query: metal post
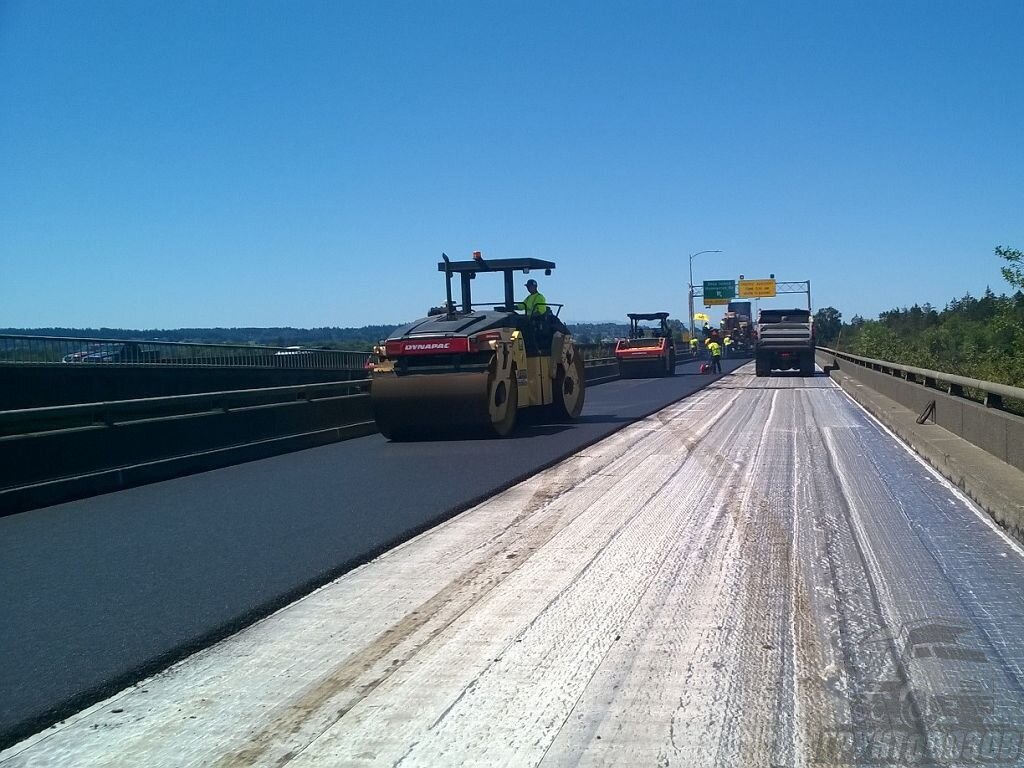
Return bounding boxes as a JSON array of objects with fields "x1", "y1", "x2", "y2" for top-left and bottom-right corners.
[
  {"x1": 503, "y1": 270, "x2": 515, "y2": 311},
  {"x1": 687, "y1": 250, "x2": 721, "y2": 340},
  {"x1": 442, "y1": 253, "x2": 454, "y2": 315},
  {"x1": 688, "y1": 256, "x2": 695, "y2": 340},
  {"x1": 460, "y1": 273, "x2": 473, "y2": 313}
]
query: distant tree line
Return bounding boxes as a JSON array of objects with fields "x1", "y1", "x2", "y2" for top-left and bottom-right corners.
[
  {"x1": 566, "y1": 323, "x2": 631, "y2": 344},
  {"x1": 812, "y1": 247, "x2": 1024, "y2": 388}
]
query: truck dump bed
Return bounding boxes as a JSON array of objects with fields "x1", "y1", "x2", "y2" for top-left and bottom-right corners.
[{"x1": 755, "y1": 309, "x2": 815, "y2": 376}]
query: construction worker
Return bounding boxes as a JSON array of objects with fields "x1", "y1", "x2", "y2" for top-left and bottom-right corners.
[
  {"x1": 723, "y1": 335, "x2": 733, "y2": 358},
  {"x1": 708, "y1": 339, "x2": 722, "y2": 373},
  {"x1": 516, "y1": 279, "x2": 547, "y2": 316},
  {"x1": 689, "y1": 337, "x2": 699, "y2": 357}
]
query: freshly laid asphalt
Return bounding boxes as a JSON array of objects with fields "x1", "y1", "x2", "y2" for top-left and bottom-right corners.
[{"x1": 0, "y1": 356, "x2": 747, "y2": 748}]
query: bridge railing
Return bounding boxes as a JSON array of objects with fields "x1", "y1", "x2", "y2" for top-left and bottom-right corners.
[
  {"x1": 3, "y1": 334, "x2": 617, "y2": 370},
  {"x1": 0, "y1": 334, "x2": 371, "y2": 371},
  {"x1": 818, "y1": 346, "x2": 1024, "y2": 412}
]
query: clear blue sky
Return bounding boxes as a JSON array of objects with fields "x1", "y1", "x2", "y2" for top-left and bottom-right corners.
[{"x1": 2, "y1": 0, "x2": 1021, "y2": 329}]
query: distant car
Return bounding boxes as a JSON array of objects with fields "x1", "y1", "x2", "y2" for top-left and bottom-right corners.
[
  {"x1": 272, "y1": 346, "x2": 319, "y2": 367},
  {"x1": 61, "y1": 348, "x2": 97, "y2": 363},
  {"x1": 61, "y1": 342, "x2": 159, "y2": 363},
  {"x1": 62, "y1": 344, "x2": 114, "y2": 363}
]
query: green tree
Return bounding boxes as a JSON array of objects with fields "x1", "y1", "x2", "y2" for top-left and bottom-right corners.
[
  {"x1": 997, "y1": 245, "x2": 1024, "y2": 289},
  {"x1": 836, "y1": 248, "x2": 1024, "y2": 389},
  {"x1": 813, "y1": 306, "x2": 842, "y2": 344}
]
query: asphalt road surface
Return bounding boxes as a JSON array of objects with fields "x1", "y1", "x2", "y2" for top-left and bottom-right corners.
[
  {"x1": 5, "y1": 368, "x2": 1023, "y2": 766},
  {"x1": 0, "y1": 356, "x2": 745, "y2": 748}
]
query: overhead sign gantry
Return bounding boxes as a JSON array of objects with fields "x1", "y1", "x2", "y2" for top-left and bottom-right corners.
[{"x1": 689, "y1": 276, "x2": 812, "y2": 336}]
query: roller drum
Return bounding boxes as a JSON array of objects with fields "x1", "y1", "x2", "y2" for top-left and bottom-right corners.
[{"x1": 372, "y1": 370, "x2": 517, "y2": 439}]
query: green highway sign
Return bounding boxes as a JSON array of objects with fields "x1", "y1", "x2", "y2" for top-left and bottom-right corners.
[{"x1": 703, "y1": 279, "x2": 736, "y2": 300}]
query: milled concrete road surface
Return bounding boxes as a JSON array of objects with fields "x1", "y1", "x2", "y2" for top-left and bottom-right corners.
[
  {"x1": 0, "y1": 357, "x2": 744, "y2": 749},
  {"x1": 6, "y1": 368, "x2": 1024, "y2": 766}
]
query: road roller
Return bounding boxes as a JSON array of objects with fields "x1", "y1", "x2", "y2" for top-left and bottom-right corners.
[
  {"x1": 371, "y1": 254, "x2": 586, "y2": 439},
  {"x1": 614, "y1": 312, "x2": 677, "y2": 378}
]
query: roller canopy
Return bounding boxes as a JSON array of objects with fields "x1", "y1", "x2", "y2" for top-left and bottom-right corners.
[{"x1": 437, "y1": 258, "x2": 556, "y2": 273}]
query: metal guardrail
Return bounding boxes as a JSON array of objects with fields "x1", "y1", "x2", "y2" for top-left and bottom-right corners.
[
  {"x1": 0, "y1": 334, "x2": 372, "y2": 371},
  {"x1": 819, "y1": 347, "x2": 1024, "y2": 410}
]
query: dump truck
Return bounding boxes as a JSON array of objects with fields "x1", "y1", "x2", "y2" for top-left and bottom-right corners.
[
  {"x1": 370, "y1": 254, "x2": 586, "y2": 439},
  {"x1": 615, "y1": 313, "x2": 677, "y2": 377},
  {"x1": 754, "y1": 308, "x2": 815, "y2": 376}
]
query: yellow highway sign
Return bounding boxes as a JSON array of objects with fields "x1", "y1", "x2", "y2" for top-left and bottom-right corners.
[
  {"x1": 739, "y1": 279, "x2": 777, "y2": 298},
  {"x1": 704, "y1": 298, "x2": 730, "y2": 306}
]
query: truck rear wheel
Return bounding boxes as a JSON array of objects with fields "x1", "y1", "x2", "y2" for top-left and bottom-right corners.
[
  {"x1": 799, "y1": 352, "x2": 815, "y2": 377},
  {"x1": 755, "y1": 355, "x2": 770, "y2": 377}
]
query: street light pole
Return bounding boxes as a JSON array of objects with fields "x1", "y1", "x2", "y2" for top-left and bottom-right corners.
[{"x1": 687, "y1": 249, "x2": 722, "y2": 340}]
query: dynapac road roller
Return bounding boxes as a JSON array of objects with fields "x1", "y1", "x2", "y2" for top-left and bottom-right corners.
[
  {"x1": 614, "y1": 312, "x2": 677, "y2": 377},
  {"x1": 371, "y1": 254, "x2": 586, "y2": 439}
]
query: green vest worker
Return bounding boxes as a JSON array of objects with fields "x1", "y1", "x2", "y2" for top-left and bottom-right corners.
[
  {"x1": 689, "y1": 338, "x2": 698, "y2": 351},
  {"x1": 516, "y1": 278, "x2": 548, "y2": 316},
  {"x1": 708, "y1": 340, "x2": 722, "y2": 373}
]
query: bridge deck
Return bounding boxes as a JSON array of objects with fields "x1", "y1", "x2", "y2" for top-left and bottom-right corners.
[{"x1": 5, "y1": 368, "x2": 1024, "y2": 766}]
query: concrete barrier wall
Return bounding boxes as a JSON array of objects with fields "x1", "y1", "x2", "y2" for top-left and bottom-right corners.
[
  {"x1": 816, "y1": 350, "x2": 1024, "y2": 473},
  {"x1": 0, "y1": 394, "x2": 373, "y2": 491},
  {"x1": 585, "y1": 362, "x2": 618, "y2": 383},
  {"x1": 2, "y1": 360, "x2": 625, "y2": 515},
  {"x1": 0, "y1": 394, "x2": 375, "y2": 515},
  {"x1": 0, "y1": 366, "x2": 365, "y2": 410}
]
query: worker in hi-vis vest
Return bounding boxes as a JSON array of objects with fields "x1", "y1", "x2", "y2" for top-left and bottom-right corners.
[
  {"x1": 516, "y1": 278, "x2": 547, "y2": 316},
  {"x1": 708, "y1": 340, "x2": 722, "y2": 373}
]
